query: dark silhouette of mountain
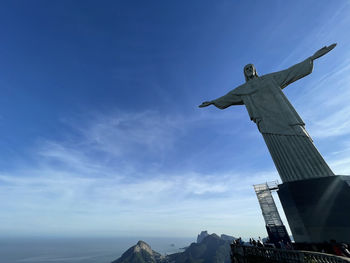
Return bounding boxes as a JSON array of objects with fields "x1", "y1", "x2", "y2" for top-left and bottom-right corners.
[
  {"x1": 197, "y1": 230, "x2": 209, "y2": 243},
  {"x1": 168, "y1": 234, "x2": 231, "y2": 263},
  {"x1": 111, "y1": 240, "x2": 164, "y2": 263},
  {"x1": 111, "y1": 233, "x2": 232, "y2": 263},
  {"x1": 220, "y1": 234, "x2": 236, "y2": 242}
]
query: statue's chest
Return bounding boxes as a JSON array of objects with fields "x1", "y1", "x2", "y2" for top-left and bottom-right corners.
[
  {"x1": 245, "y1": 78, "x2": 281, "y2": 105},
  {"x1": 245, "y1": 78, "x2": 274, "y2": 94}
]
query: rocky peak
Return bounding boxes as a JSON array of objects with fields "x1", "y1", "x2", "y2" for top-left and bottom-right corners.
[
  {"x1": 133, "y1": 241, "x2": 153, "y2": 255},
  {"x1": 111, "y1": 240, "x2": 162, "y2": 263},
  {"x1": 197, "y1": 230, "x2": 209, "y2": 243}
]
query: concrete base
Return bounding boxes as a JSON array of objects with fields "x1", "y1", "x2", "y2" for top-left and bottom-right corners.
[{"x1": 277, "y1": 176, "x2": 350, "y2": 243}]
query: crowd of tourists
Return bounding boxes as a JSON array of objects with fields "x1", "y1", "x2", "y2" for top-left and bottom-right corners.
[{"x1": 232, "y1": 237, "x2": 350, "y2": 258}]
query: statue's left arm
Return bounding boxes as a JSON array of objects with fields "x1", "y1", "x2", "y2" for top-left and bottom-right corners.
[{"x1": 270, "y1": 43, "x2": 336, "y2": 89}]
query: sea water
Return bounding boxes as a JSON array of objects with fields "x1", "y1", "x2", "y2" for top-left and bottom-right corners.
[{"x1": 0, "y1": 237, "x2": 194, "y2": 263}]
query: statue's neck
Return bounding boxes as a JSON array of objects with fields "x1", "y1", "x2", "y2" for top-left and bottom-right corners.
[{"x1": 247, "y1": 75, "x2": 258, "y2": 81}]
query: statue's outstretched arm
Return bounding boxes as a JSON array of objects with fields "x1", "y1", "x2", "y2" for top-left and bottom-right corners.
[
  {"x1": 271, "y1": 43, "x2": 336, "y2": 89},
  {"x1": 199, "y1": 101, "x2": 214, "y2": 107},
  {"x1": 310, "y1": 43, "x2": 336, "y2": 61},
  {"x1": 199, "y1": 90, "x2": 243, "y2": 109}
]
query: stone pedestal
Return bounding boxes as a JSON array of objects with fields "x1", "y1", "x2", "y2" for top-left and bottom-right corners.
[{"x1": 277, "y1": 175, "x2": 350, "y2": 243}]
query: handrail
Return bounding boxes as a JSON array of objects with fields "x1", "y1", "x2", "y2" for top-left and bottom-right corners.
[{"x1": 231, "y1": 244, "x2": 350, "y2": 263}]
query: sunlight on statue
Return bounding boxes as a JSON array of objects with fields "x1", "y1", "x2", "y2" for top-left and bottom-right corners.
[{"x1": 199, "y1": 44, "x2": 337, "y2": 183}]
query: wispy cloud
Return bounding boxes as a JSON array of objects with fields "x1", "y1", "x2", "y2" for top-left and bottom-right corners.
[
  {"x1": 55, "y1": 110, "x2": 185, "y2": 163},
  {"x1": 0, "y1": 168, "x2": 272, "y2": 237},
  {"x1": 0, "y1": 110, "x2": 274, "y2": 238},
  {"x1": 298, "y1": 58, "x2": 350, "y2": 139}
]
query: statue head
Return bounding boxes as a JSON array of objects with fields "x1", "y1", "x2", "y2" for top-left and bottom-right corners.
[{"x1": 244, "y1": 64, "x2": 258, "y2": 81}]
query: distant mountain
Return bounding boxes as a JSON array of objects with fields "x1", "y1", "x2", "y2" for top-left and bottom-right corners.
[
  {"x1": 168, "y1": 234, "x2": 231, "y2": 263},
  {"x1": 220, "y1": 234, "x2": 236, "y2": 242},
  {"x1": 111, "y1": 232, "x2": 232, "y2": 263},
  {"x1": 111, "y1": 240, "x2": 164, "y2": 263},
  {"x1": 197, "y1": 230, "x2": 209, "y2": 243}
]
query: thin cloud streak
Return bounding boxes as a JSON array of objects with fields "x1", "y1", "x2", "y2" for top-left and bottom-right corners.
[
  {"x1": 0, "y1": 169, "x2": 271, "y2": 237},
  {"x1": 292, "y1": 57, "x2": 350, "y2": 139},
  {"x1": 0, "y1": 110, "x2": 276, "y2": 237}
]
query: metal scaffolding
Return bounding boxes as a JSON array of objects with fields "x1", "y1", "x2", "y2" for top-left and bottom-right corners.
[
  {"x1": 253, "y1": 181, "x2": 282, "y2": 226},
  {"x1": 253, "y1": 181, "x2": 291, "y2": 243}
]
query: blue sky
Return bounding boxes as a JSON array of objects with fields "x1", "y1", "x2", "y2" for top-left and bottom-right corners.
[{"x1": 1, "y1": 0, "x2": 350, "y2": 238}]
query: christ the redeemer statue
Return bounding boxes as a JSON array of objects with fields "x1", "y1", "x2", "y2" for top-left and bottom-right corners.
[{"x1": 199, "y1": 44, "x2": 336, "y2": 183}]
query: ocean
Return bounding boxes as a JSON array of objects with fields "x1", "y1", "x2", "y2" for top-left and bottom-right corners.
[{"x1": 0, "y1": 237, "x2": 194, "y2": 263}]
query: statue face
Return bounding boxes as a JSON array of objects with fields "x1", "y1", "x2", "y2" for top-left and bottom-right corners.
[{"x1": 244, "y1": 64, "x2": 256, "y2": 79}]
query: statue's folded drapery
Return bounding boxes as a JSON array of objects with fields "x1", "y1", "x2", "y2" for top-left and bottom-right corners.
[{"x1": 263, "y1": 134, "x2": 333, "y2": 182}]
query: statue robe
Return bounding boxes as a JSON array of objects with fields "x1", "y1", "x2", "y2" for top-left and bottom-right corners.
[{"x1": 211, "y1": 58, "x2": 334, "y2": 182}]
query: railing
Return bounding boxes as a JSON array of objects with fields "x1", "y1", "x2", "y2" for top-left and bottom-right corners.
[{"x1": 231, "y1": 244, "x2": 350, "y2": 263}]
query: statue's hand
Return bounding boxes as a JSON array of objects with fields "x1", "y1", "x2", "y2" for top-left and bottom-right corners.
[
  {"x1": 311, "y1": 43, "x2": 336, "y2": 60},
  {"x1": 199, "y1": 101, "x2": 213, "y2": 108}
]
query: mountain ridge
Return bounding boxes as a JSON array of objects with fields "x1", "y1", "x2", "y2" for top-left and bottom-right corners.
[{"x1": 111, "y1": 232, "x2": 235, "y2": 263}]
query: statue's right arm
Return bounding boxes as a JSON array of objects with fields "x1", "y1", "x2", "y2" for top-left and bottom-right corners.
[{"x1": 199, "y1": 90, "x2": 243, "y2": 109}]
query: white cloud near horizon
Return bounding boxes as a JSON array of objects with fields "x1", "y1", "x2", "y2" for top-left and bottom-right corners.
[
  {"x1": 0, "y1": 167, "x2": 274, "y2": 237},
  {"x1": 0, "y1": 109, "x2": 278, "y2": 238}
]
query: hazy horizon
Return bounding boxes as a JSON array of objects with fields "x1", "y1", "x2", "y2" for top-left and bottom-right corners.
[{"x1": 0, "y1": 236, "x2": 194, "y2": 263}]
